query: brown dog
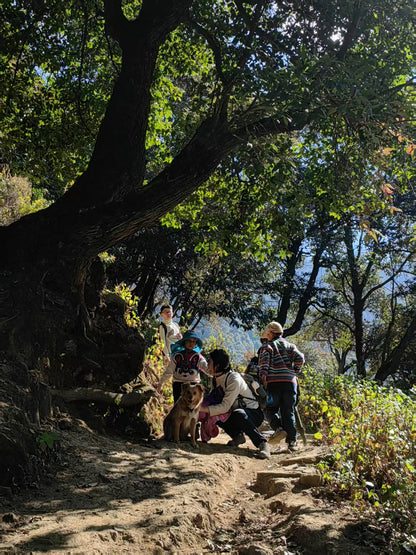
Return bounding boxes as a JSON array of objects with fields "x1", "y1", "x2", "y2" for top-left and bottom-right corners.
[{"x1": 163, "y1": 383, "x2": 204, "y2": 447}]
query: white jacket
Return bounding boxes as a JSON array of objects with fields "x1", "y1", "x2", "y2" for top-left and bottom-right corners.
[
  {"x1": 158, "y1": 320, "x2": 181, "y2": 358},
  {"x1": 208, "y1": 371, "x2": 259, "y2": 417}
]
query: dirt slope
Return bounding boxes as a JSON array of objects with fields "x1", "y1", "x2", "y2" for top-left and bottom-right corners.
[{"x1": 0, "y1": 421, "x2": 383, "y2": 554}]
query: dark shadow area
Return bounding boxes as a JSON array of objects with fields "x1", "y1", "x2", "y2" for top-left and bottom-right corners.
[
  {"x1": 270, "y1": 506, "x2": 392, "y2": 554},
  {"x1": 12, "y1": 531, "x2": 73, "y2": 553},
  {"x1": 0, "y1": 425, "x2": 256, "y2": 552}
]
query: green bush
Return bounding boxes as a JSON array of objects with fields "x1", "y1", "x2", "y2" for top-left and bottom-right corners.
[{"x1": 300, "y1": 367, "x2": 416, "y2": 546}]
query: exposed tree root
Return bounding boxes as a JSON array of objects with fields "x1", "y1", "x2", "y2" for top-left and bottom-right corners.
[{"x1": 51, "y1": 386, "x2": 155, "y2": 407}]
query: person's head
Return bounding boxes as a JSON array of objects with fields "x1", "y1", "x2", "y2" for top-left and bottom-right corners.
[
  {"x1": 160, "y1": 304, "x2": 173, "y2": 321},
  {"x1": 185, "y1": 337, "x2": 198, "y2": 350},
  {"x1": 178, "y1": 330, "x2": 203, "y2": 352},
  {"x1": 209, "y1": 348, "x2": 231, "y2": 376},
  {"x1": 260, "y1": 321, "x2": 283, "y2": 342}
]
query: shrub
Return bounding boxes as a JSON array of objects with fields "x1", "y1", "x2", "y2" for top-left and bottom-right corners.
[
  {"x1": 300, "y1": 367, "x2": 416, "y2": 547},
  {"x1": 0, "y1": 172, "x2": 49, "y2": 224}
]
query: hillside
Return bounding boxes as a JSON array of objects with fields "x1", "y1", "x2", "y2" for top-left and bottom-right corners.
[{"x1": 198, "y1": 318, "x2": 258, "y2": 363}]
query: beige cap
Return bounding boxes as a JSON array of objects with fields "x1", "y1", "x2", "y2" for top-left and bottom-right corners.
[{"x1": 261, "y1": 321, "x2": 283, "y2": 337}]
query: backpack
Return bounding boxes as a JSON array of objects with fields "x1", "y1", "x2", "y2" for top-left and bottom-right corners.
[
  {"x1": 158, "y1": 321, "x2": 168, "y2": 339},
  {"x1": 245, "y1": 356, "x2": 259, "y2": 379},
  {"x1": 241, "y1": 373, "x2": 268, "y2": 410}
]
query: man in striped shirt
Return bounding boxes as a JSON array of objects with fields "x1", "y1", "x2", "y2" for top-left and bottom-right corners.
[{"x1": 258, "y1": 322, "x2": 305, "y2": 450}]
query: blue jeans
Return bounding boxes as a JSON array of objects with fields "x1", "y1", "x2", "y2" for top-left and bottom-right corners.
[
  {"x1": 265, "y1": 382, "x2": 297, "y2": 442},
  {"x1": 218, "y1": 407, "x2": 266, "y2": 448}
]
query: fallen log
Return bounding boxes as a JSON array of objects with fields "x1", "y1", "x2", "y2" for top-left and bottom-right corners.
[{"x1": 51, "y1": 387, "x2": 155, "y2": 407}]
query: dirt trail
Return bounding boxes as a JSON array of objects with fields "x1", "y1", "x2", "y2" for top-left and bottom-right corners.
[{"x1": 0, "y1": 421, "x2": 379, "y2": 554}]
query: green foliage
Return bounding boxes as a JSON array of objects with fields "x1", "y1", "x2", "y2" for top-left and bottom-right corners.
[
  {"x1": 112, "y1": 283, "x2": 141, "y2": 329},
  {"x1": 36, "y1": 431, "x2": 60, "y2": 452},
  {"x1": 0, "y1": 171, "x2": 49, "y2": 224},
  {"x1": 98, "y1": 251, "x2": 116, "y2": 267},
  {"x1": 0, "y1": 0, "x2": 115, "y2": 197},
  {"x1": 146, "y1": 333, "x2": 167, "y2": 375},
  {"x1": 3, "y1": 0, "x2": 415, "y2": 201},
  {"x1": 301, "y1": 368, "x2": 416, "y2": 544},
  {"x1": 201, "y1": 333, "x2": 226, "y2": 355}
]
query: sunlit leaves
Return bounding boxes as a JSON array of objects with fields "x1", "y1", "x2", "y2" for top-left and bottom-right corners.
[
  {"x1": 0, "y1": 0, "x2": 113, "y2": 197},
  {"x1": 301, "y1": 367, "x2": 416, "y2": 545}
]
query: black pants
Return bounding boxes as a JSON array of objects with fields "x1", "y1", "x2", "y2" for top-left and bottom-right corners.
[
  {"x1": 218, "y1": 407, "x2": 266, "y2": 448},
  {"x1": 265, "y1": 382, "x2": 297, "y2": 442}
]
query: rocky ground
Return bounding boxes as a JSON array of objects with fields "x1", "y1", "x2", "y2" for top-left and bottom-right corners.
[{"x1": 0, "y1": 420, "x2": 387, "y2": 554}]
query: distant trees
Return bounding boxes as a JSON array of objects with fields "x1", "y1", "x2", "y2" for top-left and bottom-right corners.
[{"x1": 301, "y1": 192, "x2": 416, "y2": 379}]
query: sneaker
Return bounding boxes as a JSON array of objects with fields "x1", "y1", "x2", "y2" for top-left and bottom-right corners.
[
  {"x1": 288, "y1": 440, "x2": 298, "y2": 451},
  {"x1": 227, "y1": 432, "x2": 246, "y2": 447},
  {"x1": 268, "y1": 428, "x2": 287, "y2": 445},
  {"x1": 258, "y1": 442, "x2": 271, "y2": 459}
]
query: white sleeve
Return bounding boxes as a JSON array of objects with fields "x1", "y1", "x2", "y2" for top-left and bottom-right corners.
[
  {"x1": 159, "y1": 359, "x2": 175, "y2": 385},
  {"x1": 208, "y1": 374, "x2": 240, "y2": 417},
  {"x1": 198, "y1": 355, "x2": 210, "y2": 376}
]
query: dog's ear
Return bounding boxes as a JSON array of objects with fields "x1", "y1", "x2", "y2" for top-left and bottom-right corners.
[
  {"x1": 181, "y1": 383, "x2": 188, "y2": 392},
  {"x1": 197, "y1": 384, "x2": 205, "y2": 392}
]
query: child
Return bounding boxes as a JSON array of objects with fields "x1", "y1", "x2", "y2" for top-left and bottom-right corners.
[
  {"x1": 158, "y1": 330, "x2": 210, "y2": 403},
  {"x1": 158, "y1": 304, "x2": 182, "y2": 364}
]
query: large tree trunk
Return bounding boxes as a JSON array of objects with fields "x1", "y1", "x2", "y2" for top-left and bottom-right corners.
[
  {"x1": 0, "y1": 0, "x2": 194, "y2": 366},
  {"x1": 0, "y1": 0, "x2": 305, "y2": 489}
]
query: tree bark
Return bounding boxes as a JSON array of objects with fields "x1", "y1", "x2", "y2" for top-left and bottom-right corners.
[
  {"x1": 344, "y1": 225, "x2": 366, "y2": 377},
  {"x1": 284, "y1": 238, "x2": 327, "y2": 337},
  {"x1": 374, "y1": 314, "x2": 416, "y2": 383},
  {"x1": 278, "y1": 238, "x2": 303, "y2": 327}
]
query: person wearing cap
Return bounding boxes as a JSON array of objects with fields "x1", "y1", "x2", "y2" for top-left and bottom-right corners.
[
  {"x1": 258, "y1": 321, "x2": 305, "y2": 451},
  {"x1": 157, "y1": 330, "x2": 210, "y2": 403},
  {"x1": 199, "y1": 348, "x2": 271, "y2": 460}
]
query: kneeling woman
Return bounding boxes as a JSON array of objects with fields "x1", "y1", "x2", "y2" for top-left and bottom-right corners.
[{"x1": 199, "y1": 349, "x2": 270, "y2": 459}]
